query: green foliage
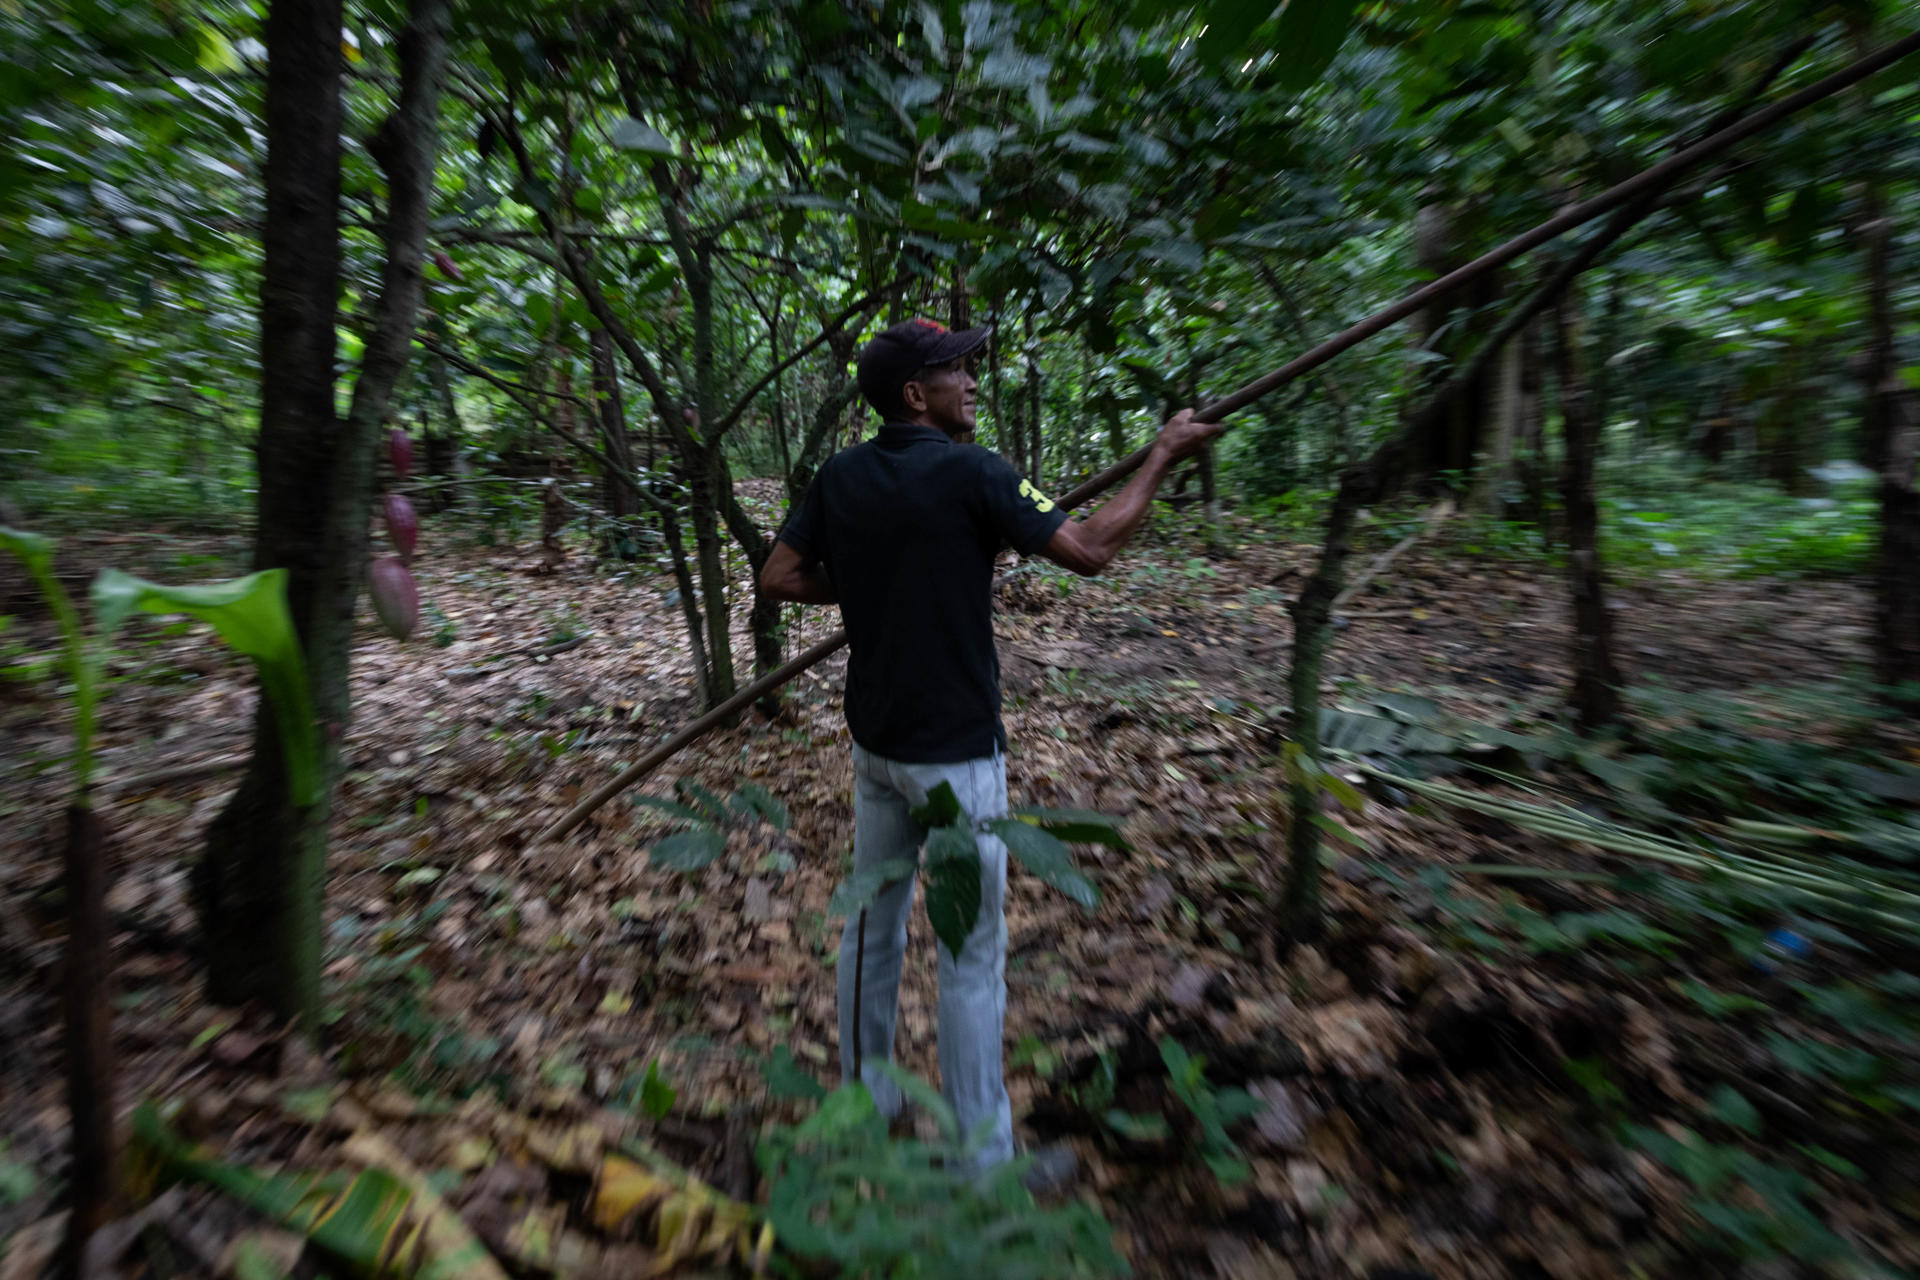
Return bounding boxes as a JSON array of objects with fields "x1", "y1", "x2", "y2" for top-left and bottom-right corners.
[
  {"x1": 0, "y1": 1143, "x2": 37, "y2": 1206},
  {"x1": 756, "y1": 1074, "x2": 1126, "y2": 1278},
  {"x1": 830, "y1": 782, "x2": 1121, "y2": 959},
  {"x1": 638, "y1": 1060, "x2": 677, "y2": 1120},
  {"x1": 2, "y1": 530, "x2": 318, "y2": 803},
  {"x1": 1158, "y1": 1039, "x2": 1264, "y2": 1185},
  {"x1": 764, "y1": 1046, "x2": 827, "y2": 1103},
  {"x1": 1603, "y1": 475, "x2": 1877, "y2": 581},
  {"x1": 633, "y1": 776, "x2": 789, "y2": 873},
  {"x1": 93, "y1": 567, "x2": 323, "y2": 804},
  {"x1": 1627, "y1": 1123, "x2": 1851, "y2": 1267}
]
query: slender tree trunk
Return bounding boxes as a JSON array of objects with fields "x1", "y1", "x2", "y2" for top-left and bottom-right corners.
[
  {"x1": 197, "y1": 0, "x2": 344, "y2": 1023},
  {"x1": 988, "y1": 302, "x2": 1005, "y2": 459},
  {"x1": 424, "y1": 350, "x2": 463, "y2": 510},
  {"x1": 199, "y1": 0, "x2": 449, "y2": 1025},
  {"x1": 686, "y1": 454, "x2": 736, "y2": 705},
  {"x1": 1515, "y1": 319, "x2": 1548, "y2": 526},
  {"x1": 1473, "y1": 325, "x2": 1524, "y2": 514},
  {"x1": 1864, "y1": 193, "x2": 1920, "y2": 698},
  {"x1": 59, "y1": 801, "x2": 113, "y2": 1280},
  {"x1": 1023, "y1": 309, "x2": 1043, "y2": 481},
  {"x1": 591, "y1": 328, "x2": 637, "y2": 523},
  {"x1": 1553, "y1": 290, "x2": 1623, "y2": 731}
]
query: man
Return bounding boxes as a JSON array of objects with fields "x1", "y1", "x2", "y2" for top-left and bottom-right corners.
[{"x1": 761, "y1": 317, "x2": 1222, "y2": 1175}]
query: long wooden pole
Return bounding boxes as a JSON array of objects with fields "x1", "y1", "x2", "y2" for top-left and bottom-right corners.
[{"x1": 533, "y1": 30, "x2": 1920, "y2": 846}]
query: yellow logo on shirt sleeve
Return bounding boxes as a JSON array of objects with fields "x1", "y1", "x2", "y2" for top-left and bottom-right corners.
[{"x1": 1018, "y1": 478, "x2": 1056, "y2": 513}]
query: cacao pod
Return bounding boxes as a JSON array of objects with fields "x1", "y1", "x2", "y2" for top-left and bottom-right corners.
[
  {"x1": 388, "y1": 427, "x2": 414, "y2": 479},
  {"x1": 430, "y1": 249, "x2": 463, "y2": 282},
  {"x1": 384, "y1": 492, "x2": 419, "y2": 561},
  {"x1": 369, "y1": 556, "x2": 419, "y2": 640}
]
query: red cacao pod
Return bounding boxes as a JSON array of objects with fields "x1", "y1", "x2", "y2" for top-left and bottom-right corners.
[
  {"x1": 369, "y1": 556, "x2": 419, "y2": 640},
  {"x1": 389, "y1": 427, "x2": 414, "y2": 479},
  {"x1": 384, "y1": 492, "x2": 419, "y2": 561},
  {"x1": 431, "y1": 249, "x2": 463, "y2": 282}
]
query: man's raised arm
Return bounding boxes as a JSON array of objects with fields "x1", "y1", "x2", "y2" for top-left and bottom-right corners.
[
  {"x1": 762, "y1": 540, "x2": 837, "y2": 604},
  {"x1": 1039, "y1": 410, "x2": 1224, "y2": 578}
]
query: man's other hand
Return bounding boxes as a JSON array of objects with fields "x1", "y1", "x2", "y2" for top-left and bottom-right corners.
[{"x1": 1151, "y1": 409, "x2": 1226, "y2": 463}]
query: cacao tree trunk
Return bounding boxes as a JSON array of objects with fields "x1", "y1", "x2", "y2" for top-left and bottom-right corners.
[
  {"x1": 1864, "y1": 197, "x2": 1920, "y2": 699},
  {"x1": 591, "y1": 328, "x2": 638, "y2": 523},
  {"x1": 1553, "y1": 290, "x2": 1623, "y2": 731},
  {"x1": 1024, "y1": 308, "x2": 1043, "y2": 481},
  {"x1": 199, "y1": 0, "x2": 449, "y2": 1026},
  {"x1": 59, "y1": 801, "x2": 113, "y2": 1280}
]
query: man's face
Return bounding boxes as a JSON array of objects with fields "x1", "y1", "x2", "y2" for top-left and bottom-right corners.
[{"x1": 903, "y1": 358, "x2": 978, "y2": 437}]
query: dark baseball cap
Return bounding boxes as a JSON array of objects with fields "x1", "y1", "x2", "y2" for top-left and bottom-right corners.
[{"x1": 856, "y1": 318, "x2": 992, "y2": 416}]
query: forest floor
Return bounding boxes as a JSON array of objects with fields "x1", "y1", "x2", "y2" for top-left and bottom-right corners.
[{"x1": 1, "y1": 488, "x2": 1914, "y2": 1280}]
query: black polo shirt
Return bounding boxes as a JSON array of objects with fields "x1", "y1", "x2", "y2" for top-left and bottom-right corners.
[{"x1": 778, "y1": 422, "x2": 1068, "y2": 763}]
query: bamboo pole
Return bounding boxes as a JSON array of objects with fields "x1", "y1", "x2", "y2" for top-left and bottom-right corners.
[{"x1": 532, "y1": 30, "x2": 1920, "y2": 847}]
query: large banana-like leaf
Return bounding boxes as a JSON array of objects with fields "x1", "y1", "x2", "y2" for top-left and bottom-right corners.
[
  {"x1": 92, "y1": 568, "x2": 323, "y2": 805},
  {"x1": 133, "y1": 1105, "x2": 508, "y2": 1280},
  {"x1": 592, "y1": 1152, "x2": 771, "y2": 1275}
]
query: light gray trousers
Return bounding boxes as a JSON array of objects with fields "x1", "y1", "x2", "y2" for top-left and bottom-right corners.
[{"x1": 837, "y1": 742, "x2": 1013, "y2": 1169}]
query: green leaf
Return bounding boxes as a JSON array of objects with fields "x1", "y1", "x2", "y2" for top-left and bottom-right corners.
[
  {"x1": 648, "y1": 827, "x2": 725, "y2": 872},
  {"x1": 924, "y1": 821, "x2": 977, "y2": 865},
  {"x1": 1009, "y1": 807, "x2": 1130, "y2": 849},
  {"x1": 0, "y1": 1144, "x2": 38, "y2": 1206},
  {"x1": 909, "y1": 781, "x2": 963, "y2": 829},
  {"x1": 91, "y1": 569, "x2": 321, "y2": 806},
  {"x1": 729, "y1": 782, "x2": 789, "y2": 831},
  {"x1": 1102, "y1": 1110, "x2": 1170, "y2": 1141},
  {"x1": 675, "y1": 779, "x2": 730, "y2": 823},
  {"x1": 871, "y1": 1061, "x2": 960, "y2": 1141},
  {"x1": 791, "y1": 1082, "x2": 884, "y2": 1147},
  {"x1": 639, "y1": 1060, "x2": 676, "y2": 1119},
  {"x1": 631, "y1": 794, "x2": 708, "y2": 825},
  {"x1": 610, "y1": 116, "x2": 676, "y2": 156},
  {"x1": 764, "y1": 1046, "x2": 827, "y2": 1102},
  {"x1": 133, "y1": 1104, "x2": 421, "y2": 1275},
  {"x1": 1319, "y1": 771, "x2": 1367, "y2": 812},
  {"x1": 1706, "y1": 1084, "x2": 1761, "y2": 1136},
  {"x1": 986, "y1": 819, "x2": 1099, "y2": 909},
  {"x1": 924, "y1": 850, "x2": 983, "y2": 958},
  {"x1": 1196, "y1": 0, "x2": 1275, "y2": 68},
  {"x1": 0, "y1": 526, "x2": 53, "y2": 577},
  {"x1": 829, "y1": 857, "x2": 916, "y2": 916}
]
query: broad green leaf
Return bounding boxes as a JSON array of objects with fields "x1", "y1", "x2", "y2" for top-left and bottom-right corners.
[
  {"x1": 610, "y1": 116, "x2": 675, "y2": 156},
  {"x1": 132, "y1": 1104, "x2": 452, "y2": 1278},
  {"x1": 1706, "y1": 1084, "x2": 1760, "y2": 1136},
  {"x1": 829, "y1": 857, "x2": 916, "y2": 916},
  {"x1": 791, "y1": 1082, "x2": 883, "y2": 1147},
  {"x1": 1010, "y1": 806, "x2": 1129, "y2": 849},
  {"x1": 1195, "y1": 0, "x2": 1274, "y2": 68},
  {"x1": 91, "y1": 568, "x2": 321, "y2": 805},
  {"x1": 871, "y1": 1060, "x2": 960, "y2": 1141},
  {"x1": 1271, "y1": 0, "x2": 1358, "y2": 90},
  {"x1": 675, "y1": 779, "x2": 730, "y2": 823},
  {"x1": 909, "y1": 780, "x2": 963, "y2": 829},
  {"x1": 924, "y1": 851, "x2": 983, "y2": 958},
  {"x1": 639, "y1": 1060, "x2": 676, "y2": 1119},
  {"x1": 631, "y1": 794, "x2": 707, "y2": 825},
  {"x1": 764, "y1": 1046, "x2": 826, "y2": 1102},
  {"x1": 0, "y1": 525, "x2": 53, "y2": 577},
  {"x1": 729, "y1": 782, "x2": 789, "y2": 831},
  {"x1": 923, "y1": 822, "x2": 977, "y2": 865},
  {"x1": 649, "y1": 827, "x2": 726, "y2": 872},
  {"x1": 986, "y1": 819, "x2": 1099, "y2": 909},
  {"x1": 1103, "y1": 1109, "x2": 1170, "y2": 1141}
]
